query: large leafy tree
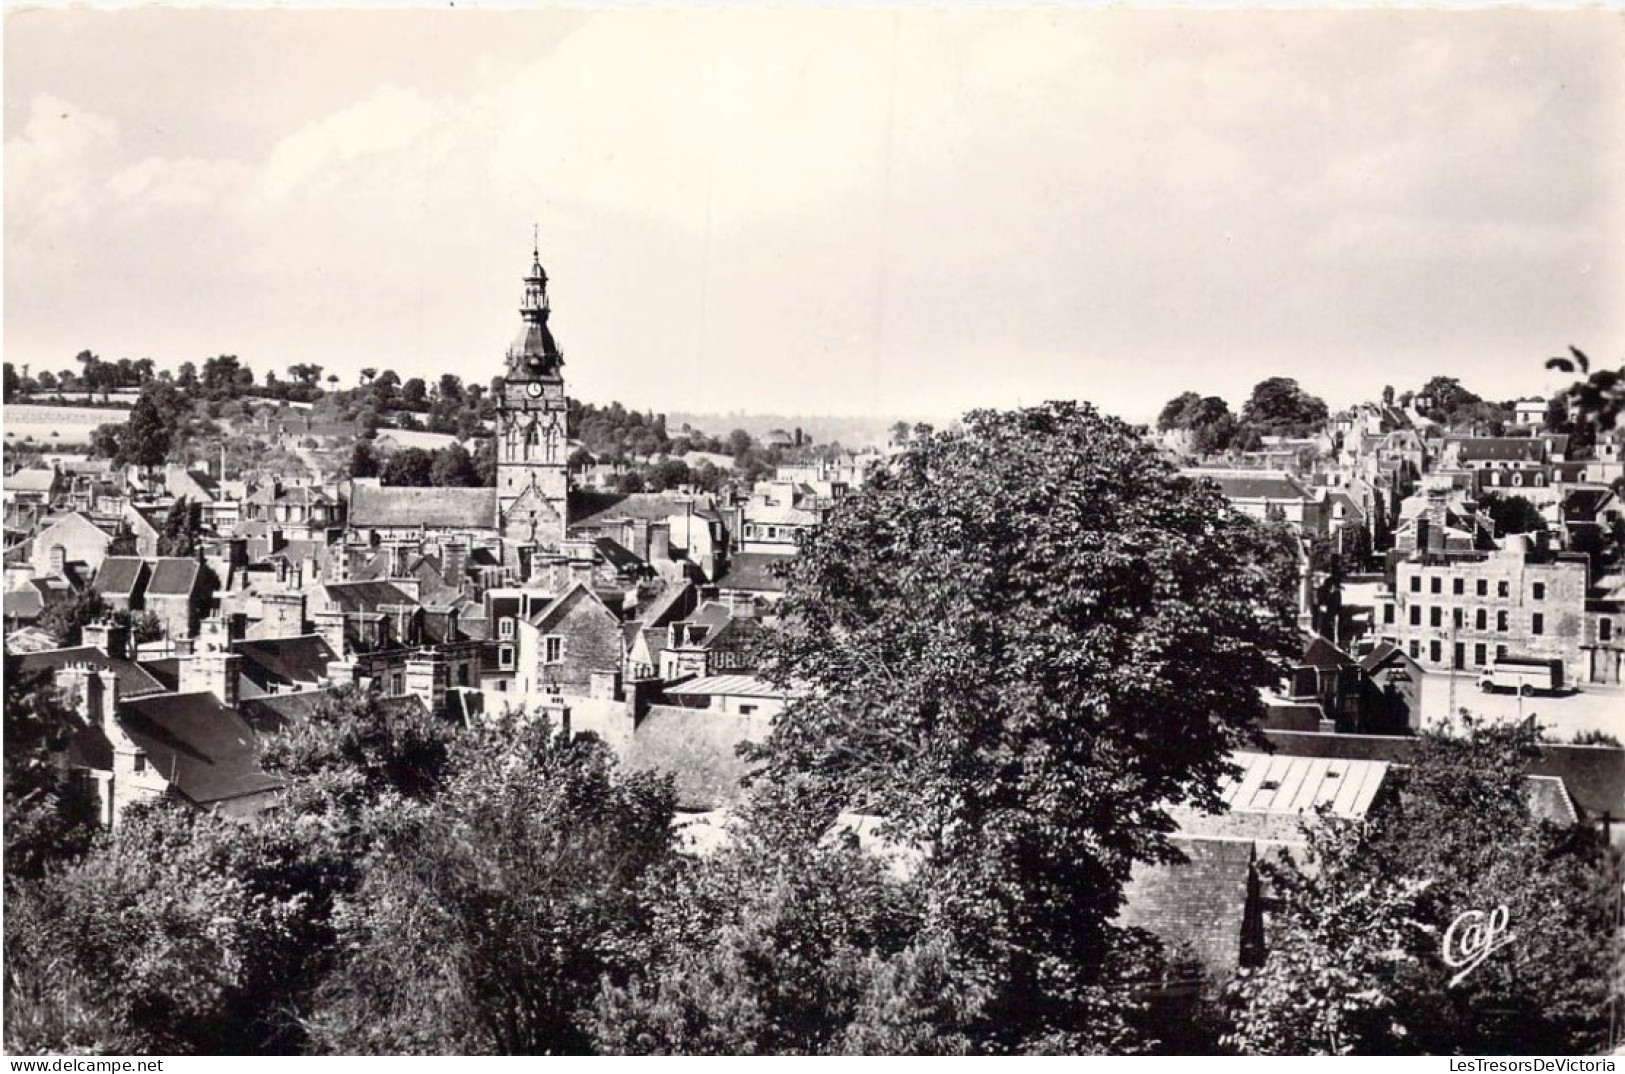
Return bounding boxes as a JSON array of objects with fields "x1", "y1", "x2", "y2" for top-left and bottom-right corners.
[
  {"x1": 754, "y1": 401, "x2": 1300, "y2": 1048},
  {"x1": 1239, "y1": 377, "x2": 1329, "y2": 436},
  {"x1": 38, "y1": 589, "x2": 109, "y2": 648},
  {"x1": 303, "y1": 713, "x2": 677, "y2": 1054},
  {"x1": 3, "y1": 655, "x2": 98, "y2": 884},
  {"x1": 4, "y1": 795, "x2": 362, "y2": 1055},
  {"x1": 1477, "y1": 491, "x2": 1547, "y2": 537}
]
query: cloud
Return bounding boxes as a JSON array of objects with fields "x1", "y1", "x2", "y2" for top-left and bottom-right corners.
[{"x1": 3, "y1": 10, "x2": 1621, "y2": 419}]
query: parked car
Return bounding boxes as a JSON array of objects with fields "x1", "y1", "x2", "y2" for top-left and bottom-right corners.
[{"x1": 1478, "y1": 657, "x2": 1565, "y2": 697}]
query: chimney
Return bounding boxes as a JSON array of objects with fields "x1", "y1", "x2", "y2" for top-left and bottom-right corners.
[
  {"x1": 96, "y1": 665, "x2": 120, "y2": 737},
  {"x1": 257, "y1": 592, "x2": 306, "y2": 639},
  {"x1": 314, "y1": 609, "x2": 347, "y2": 658},
  {"x1": 81, "y1": 617, "x2": 130, "y2": 660},
  {"x1": 196, "y1": 614, "x2": 232, "y2": 653},
  {"x1": 648, "y1": 521, "x2": 671, "y2": 565},
  {"x1": 325, "y1": 659, "x2": 357, "y2": 687},
  {"x1": 179, "y1": 650, "x2": 240, "y2": 708},
  {"x1": 54, "y1": 662, "x2": 100, "y2": 727},
  {"x1": 540, "y1": 687, "x2": 571, "y2": 737},
  {"x1": 442, "y1": 539, "x2": 469, "y2": 588},
  {"x1": 589, "y1": 669, "x2": 622, "y2": 702},
  {"x1": 405, "y1": 649, "x2": 450, "y2": 719},
  {"x1": 630, "y1": 518, "x2": 652, "y2": 560}
]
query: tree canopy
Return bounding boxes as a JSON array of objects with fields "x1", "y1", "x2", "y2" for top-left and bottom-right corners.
[
  {"x1": 1239, "y1": 377, "x2": 1329, "y2": 436},
  {"x1": 754, "y1": 401, "x2": 1300, "y2": 1048}
]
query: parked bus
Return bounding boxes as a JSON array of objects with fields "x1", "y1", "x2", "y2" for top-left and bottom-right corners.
[{"x1": 1477, "y1": 657, "x2": 1565, "y2": 697}]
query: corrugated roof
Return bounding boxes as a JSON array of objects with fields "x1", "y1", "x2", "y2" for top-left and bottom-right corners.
[
  {"x1": 664, "y1": 674, "x2": 782, "y2": 698},
  {"x1": 1217, "y1": 751, "x2": 1389, "y2": 817},
  {"x1": 350, "y1": 485, "x2": 497, "y2": 529}
]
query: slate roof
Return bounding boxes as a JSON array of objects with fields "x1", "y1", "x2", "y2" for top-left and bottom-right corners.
[
  {"x1": 93, "y1": 556, "x2": 149, "y2": 598},
  {"x1": 234, "y1": 634, "x2": 339, "y2": 693},
  {"x1": 531, "y1": 583, "x2": 615, "y2": 633},
  {"x1": 1561, "y1": 488, "x2": 1616, "y2": 521},
  {"x1": 1448, "y1": 438, "x2": 1545, "y2": 463},
  {"x1": 625, "y1": 704, "x2": 770, "y2": 811},
  {"x1": 568, "y1": 491, "x2": 697, "y2": 530},
  {"x1": 4, "y1": 585, "x2": 45, "y2": 621},
  {"x1": 638, "y1": 582, "x2": 697, "y2": 629},
  {"x1": 350, "y1": 484, "x2": 497, "y2": 529},
  {"x1": 139, "y1": 657, "x2": 181, "y2": 693},
  {"x1": 1187, "y1": 471, "x2": 1313, "y2": 502},
  {"x1": 715, "y1": 552, "x2": 788, "y2": 593},
  {"x1": 146, "y1": 558, "x2": 201, "y2": 597},
  {"x1": 1116, "y1": 835, "x2": 1257, "y2": 979},
  {"x1": 594, "y1": 537, "x2": 646, "y2": 573},
  {"x1": 1300, "y1": 636, "x2": 1356, "y2": 671},
  {"x1": 117, "y1": 692, "x2": 284, "y2": 805},
  {"x1": 8, "y1": 469, "x2": 60, "y2": 493},
  {"x1": 15, "y1": 646, "x2": 168, "y2": 698},
  {"x1": 322, "y1": 580, "x2": 415, "y2": 614}
]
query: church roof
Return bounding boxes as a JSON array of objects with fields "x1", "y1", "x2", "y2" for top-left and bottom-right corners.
[{"x1": 350, "y1": 485, "x2": 497, "y2": 529}]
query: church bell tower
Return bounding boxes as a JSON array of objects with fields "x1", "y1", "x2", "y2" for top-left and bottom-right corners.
[{"x1": 495, "y1": 237, "x2": 570, "y2": 549}]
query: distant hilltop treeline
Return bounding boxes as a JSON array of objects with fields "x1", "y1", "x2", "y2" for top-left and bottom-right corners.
[{"x1": 667, "y1": 412, "x2": 923, "y2": 451}]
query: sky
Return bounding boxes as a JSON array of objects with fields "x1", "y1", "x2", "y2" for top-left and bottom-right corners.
[{"x1": 4, "y1": 6, "x2": 1622, "y2": 424}]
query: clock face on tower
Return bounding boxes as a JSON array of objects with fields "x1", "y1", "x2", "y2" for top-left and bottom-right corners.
[{"x1": 527, "y1": 381, "x2": 544, "y2": 398}]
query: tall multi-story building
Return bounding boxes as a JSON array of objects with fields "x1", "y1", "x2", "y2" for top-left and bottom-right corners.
[{"x1": 1375, "y1": 534, "x2": 1590, "y2": 678}]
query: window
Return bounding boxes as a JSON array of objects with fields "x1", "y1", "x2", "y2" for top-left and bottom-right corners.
[
  {"x1": 1532, "y1": 582, "x2": 1545, "y2": 601},
  {"x1": 1498, "y1": 581, "x2": 1509, "y2": 598},
  {"x1": 1430, "y1": 607, "x2": 1442, "y2": 628},
  {"x1": 1497, "y1": 644, "x2": 1509, "y2": 660},
  {"x1": 1385, "y1": 604, "x2": 1395, "y2": 624},
  {"x1": 390, "y1": 673, "x2": 404, "y2": 695},
  {"x1": 1532, "y1": 613, "x2": 1544, "y2": 636},
  {"x1": 1410, "y1": 606, "x2": 1422, "y2": 626},
  {"x1": 544, "y1": 636, "x2": 564, "y2": 664},
  {"x1": 1409, "y1": 640, "x2": 1421, "y2": 658},
  {"x1": 133, "y1": 752, "x2": 146, "y2": 774},
  {"x1": 1453, "y1": 608, "x2": 1463, "y2": 629},
  {"x1": 1475, "y1": 609, "x2": 1487, "y2": 631},
  {"x1": 1453, "y1": 578, "x2": 1464, "y2": 596},
  {"x1": 1603, "y1": 618, "x2": 1615, "y2": 643},
  {"x1": 738, "y1": 704, "x2": 757, "y2": 716},
  {"x1": 1474, "y1": 643, "x2": 1486, "y2": 666},
  {"x1": 1410, "y1": 576, "x2": 1422, "y2": 593},
  {"x1": 498, "y1": 617, "x2": 515, "y2": 640},
  {"x1": 1430, "y1": 640, "x2": 1442, "y2": 663},
  {"x1": 1431, "y1": 577, "x2": 1442, "y2": 595},
  {"x1": 1477, "y1": 579, "x2": 1488, "y2": 597},
  {"x1": 1498, "y1": 611, "x2": 1509, "y2": 632},
  {"x1": 498, "y1": 645, "x2": 514, "y2": 670}
]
